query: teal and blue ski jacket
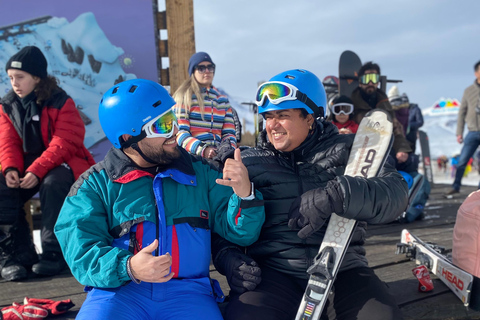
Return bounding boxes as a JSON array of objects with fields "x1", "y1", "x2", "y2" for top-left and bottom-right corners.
[{"x1": 55, "y1": 147, "x2": 264, "y2": 289}]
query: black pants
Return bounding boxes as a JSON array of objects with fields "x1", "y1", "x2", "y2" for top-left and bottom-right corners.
[
  {"x1": 0, "y1": 162, "x2": 74, "y2": 253},
  {"x1": 225, "y1": 266, "x2": 403, "y2": 320}
]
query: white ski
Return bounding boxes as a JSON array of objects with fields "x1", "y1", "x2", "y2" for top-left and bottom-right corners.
[
  {"x1": 296, "y1": 109, "x2": 393, "y2": 320},
  {"x1": 396, "y1": 229, "x2": 474, "y2": 306}
]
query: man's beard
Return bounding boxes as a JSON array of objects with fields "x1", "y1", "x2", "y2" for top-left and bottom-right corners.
[
  {"x1": 362, "y1": 85, "x2": 377, "y2": 95},
  {"x1": 142, "y1": 144, "x2": 181, "y2": 165}
]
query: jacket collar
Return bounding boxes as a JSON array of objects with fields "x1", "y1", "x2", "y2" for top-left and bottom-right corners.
[{"x1": 103, "y1": 146, "x2": 195, "y2": 183}]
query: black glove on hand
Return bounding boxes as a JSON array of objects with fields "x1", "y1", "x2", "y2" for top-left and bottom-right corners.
[
  {"x1": 214, "y1": 249, "x2": 261, "y2": 294},
  {"x1": 288, "y1": 180, "x2": 344, "y2": 239}
]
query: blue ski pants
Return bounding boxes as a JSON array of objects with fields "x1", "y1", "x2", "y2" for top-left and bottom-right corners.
[
  {"x1": 76, "y1": 278, "x2": 223, "y2": 320},
  {"x1": 453, "y1": 131, "x2": 480, "y2": 191}
]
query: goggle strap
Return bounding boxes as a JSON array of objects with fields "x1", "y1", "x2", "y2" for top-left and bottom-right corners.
[
  {"x1": 296, "y1": 91, "x2": 324, "y2": 118},
  {"x1": 121, "y1": 131, "x2": 146, "y2": 149},
  {"x1": 130, "y1": 142, "x2": 158, "y2": 165}
]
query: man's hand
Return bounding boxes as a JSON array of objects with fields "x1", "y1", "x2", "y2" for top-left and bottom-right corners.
[
  {"x1": 216, "y1": 148, "x2": 251, "y2": 198},
  {"x1": 215, "y1": 249, "x2": 261, "y2": 294},
  {"x1": 129, "y1": 239, "x2": 175, "y2": 283},
  {"x1": 20, "y1": 172, "x2": 39, "y2": 189},
  {"x1": 5, "y1": 170, "x2": 20, "y2": 188},
  {"x1": 457, "y1": 135, "x2": 463, "y2": 144},
  {"x1": 204, "y1": 146, "x2": 218, "y2": 159},
  {"x1": 396, "y1": 152, "x2": 408, "y2": 163},
  {"x1": 288, "y1": 181, "x2": 344, "y2": 239}
]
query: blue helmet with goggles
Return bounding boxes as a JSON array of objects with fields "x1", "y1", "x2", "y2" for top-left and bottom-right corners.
[
  {"x1": 99, "y1": 79, "x2": 176, "y2": 149},
  {"x1": 255, "y1": 69, "x2": 326, "y2": 118}
]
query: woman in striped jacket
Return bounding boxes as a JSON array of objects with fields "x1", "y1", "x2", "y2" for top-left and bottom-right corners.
[{"x1": 173, "y1": 52, "x2": 237, "y2": 159}]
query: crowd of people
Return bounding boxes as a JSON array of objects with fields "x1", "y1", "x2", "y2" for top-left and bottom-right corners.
[{"x1": 0, "y1": 44, "x2": 479, "y2": 319}]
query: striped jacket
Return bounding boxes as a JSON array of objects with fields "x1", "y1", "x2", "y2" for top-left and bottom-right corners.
[{"x1": 176, "y1": 86, "x2": 237, "y2": 156}]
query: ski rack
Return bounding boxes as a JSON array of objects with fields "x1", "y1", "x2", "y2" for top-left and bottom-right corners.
[{"x1": 396, "y1": 229, "x2": 473, "y2": 307}]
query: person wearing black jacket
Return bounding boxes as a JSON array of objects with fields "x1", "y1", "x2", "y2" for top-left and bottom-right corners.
[{"x1": 212, "y1": 69, "x2": 408, "y2": 320}]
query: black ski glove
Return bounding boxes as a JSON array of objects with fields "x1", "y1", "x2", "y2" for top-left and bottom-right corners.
[
  {"x1": 214, "y1": 248, "x2": 262, "y2": 294},
  {"x1": 288, "y1": 180, "x2": 344, "y2": 239}
]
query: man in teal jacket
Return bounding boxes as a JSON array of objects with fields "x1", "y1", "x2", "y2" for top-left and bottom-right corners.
[{"x1": 54, "y1": 79, "x2": 265, "y2": 320}]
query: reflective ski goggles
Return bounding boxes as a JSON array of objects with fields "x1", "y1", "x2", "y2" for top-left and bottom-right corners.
[
  {"x1": 255, "y1": 81, "x2": 320, "y2": 113},
  {"x1": 359, "y1": 73, "x2": 380, "y2": 85},
  {"x1": 143, "y1": 109, "x2": 178, "y2": 138},
  {"x1": 195, "y1": 64, "x2": 215, "y2": 74},
  {"x1": 331, "y1": 103, "x2": 354, "y2": 115}
]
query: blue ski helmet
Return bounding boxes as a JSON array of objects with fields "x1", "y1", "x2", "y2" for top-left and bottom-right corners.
[
  {"x1": 98, "y1": 79, "x2": 176, "y2": 148},
  {"x1": 256, "y1": 69, "x2": 326, "y2": 118}
]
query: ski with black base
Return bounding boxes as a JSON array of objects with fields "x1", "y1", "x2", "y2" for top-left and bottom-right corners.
[
  {"x1": 295, "y1": 109, "x2": 393, "y2": 320},
  {"x1": 418, "y1": 130, "x2": 434, "y2": 185},
  {"x1": 396, "y1": 229, "x2": 474, "y2": 306}
]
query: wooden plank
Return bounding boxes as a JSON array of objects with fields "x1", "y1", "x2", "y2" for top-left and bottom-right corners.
[
  {"x1": 157, "y1": 11, "x2": 167, "y2": 30},
  {"x1": 165, "y1": 0, "x2": 195, "y2": 93},
  {"x1": 159, "y1": 39, "x2": 168, "y2": 57},
  {"x1": 160, "y1": 68, "x2": 170, "y2": 86},
  {"x1": 0, "y1": 271, "x2": 84, "y2": 306},
  {"x1": 400, "y1": 292, "x2": 480, "y2": 320}
]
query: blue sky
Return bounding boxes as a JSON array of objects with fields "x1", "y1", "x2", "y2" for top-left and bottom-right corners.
[{"x1": 189, "y1": 0, "x2": 480, "y2": 110}]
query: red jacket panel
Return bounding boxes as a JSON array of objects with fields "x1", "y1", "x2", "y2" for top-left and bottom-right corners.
[
  {"x1": 0, "y1": 89, "x2": 95, "y2": 180},
  {"x1": 332, "y1": 119, "x2": 359, "y2": 134}
]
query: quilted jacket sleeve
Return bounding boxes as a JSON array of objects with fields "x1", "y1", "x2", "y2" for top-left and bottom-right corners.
[
  {"x1": 338, "y1": 159, "x2": 409, "y2": 224},
  {"x1": 27, "y1": 98, "x2": 86, "y2": 180}
]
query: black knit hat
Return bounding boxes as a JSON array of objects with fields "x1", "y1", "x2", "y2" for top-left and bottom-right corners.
[
  {"x1": 5, "y1": 46, "x2": 48, "y2": 79},
  {"x1": 188, "y1": 52, "x2": 214, "y2": 76},
  {"x1": 332, "y1": 95, "x2": 354, "y2": 105}
]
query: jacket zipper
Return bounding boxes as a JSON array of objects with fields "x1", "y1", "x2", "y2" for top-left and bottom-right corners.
[{"x1": 155, "y1": 202, "x2": 160, "y2": 257}]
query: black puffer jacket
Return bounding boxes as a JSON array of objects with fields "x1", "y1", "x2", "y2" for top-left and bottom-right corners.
[{"x1": 215, "y1": 119, "x2": 408, "y2": 280}]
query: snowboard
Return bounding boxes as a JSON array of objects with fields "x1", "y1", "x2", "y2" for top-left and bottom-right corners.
[
  {"x1": 396, "y1": 229, "x2": 474, "y2": 307},
  {"x1": 295, "y1": 109, "x2": 393, "y2": 320},
  {"x1": 322, "y1": 75, "x2": 339, "y2": 109},
  {"x1": 418, "y1": 130, "x2": 434, "y2": 185},
  {"x1": 338, "y1": 50, "x2": 362, "y2": 99}
]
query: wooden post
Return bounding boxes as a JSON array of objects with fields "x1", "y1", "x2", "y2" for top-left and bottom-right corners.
[{"x1": 157, "y1": 0, "x2": 195, "y2": 93}]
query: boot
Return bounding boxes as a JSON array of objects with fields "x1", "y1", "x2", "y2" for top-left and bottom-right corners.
[
  {"x1": 0, "y1": 233, "x2": 27, "y2": 281},
  {"x1": 10, "y1": 219, "x2": 39, "y2": 267},
  {"x1": 32, "y1": 251, "x2": 67, "y2": 276}
]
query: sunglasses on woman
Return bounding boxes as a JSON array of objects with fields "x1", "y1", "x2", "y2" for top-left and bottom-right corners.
[{"x1": 195, "y1": 64, "x2": 215, "y2": 74}]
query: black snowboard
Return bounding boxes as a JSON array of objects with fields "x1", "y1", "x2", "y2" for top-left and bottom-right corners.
[
  {"x1": 339, "y1": 50, "x2": 362, "y2": 99},
  {"x1": 418, "y1": 130, "x2": 434, "y2": 184},
  {"x1": 322, "y1": 75, "x2": 339, "y2": 112}
]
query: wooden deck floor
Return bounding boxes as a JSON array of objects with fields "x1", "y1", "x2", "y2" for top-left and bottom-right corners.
[{"x1": 1, "y1": 183, "x2": 479, "y2": 319}]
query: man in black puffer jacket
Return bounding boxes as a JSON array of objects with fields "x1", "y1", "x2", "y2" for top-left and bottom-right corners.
[{"x1": 213, "y1": 69, "x2": 408, "y2": 320}]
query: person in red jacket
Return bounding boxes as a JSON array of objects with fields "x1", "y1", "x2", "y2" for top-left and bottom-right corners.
[
  {"x1": 327, "y1": 95, "x2": 359, "y2": 134},
  {"x1": 0, "y1": 46, "x2": 95, "y2": 281}
]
